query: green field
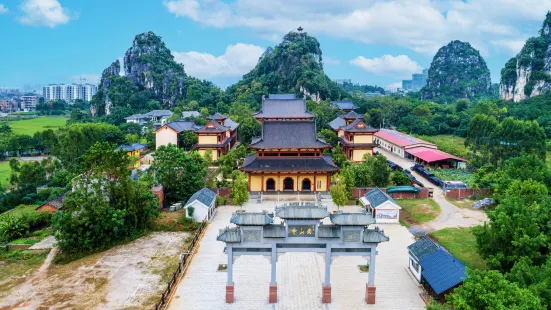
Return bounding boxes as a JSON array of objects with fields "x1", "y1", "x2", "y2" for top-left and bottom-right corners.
[
  {"x1": 431, "y1": 168, "x2": 474, "y2": 186},
  {"x1": 2, "y1": 116, "x2": 68, "y2": 135},
  {"x1": 419, "y1": 135, "x2": 469, "y2": 159},
  {"x1": 0, "y1": 161, "x2": 10, "y2": 189},
  {"x1": 1, "y1": 204, "x2": 38, "y2": 218},
  {"x1": 429, "y1": 227, "x2": 488, "y2": 270},
  {"x1": 397, "y1": 198, "x2": 441, "y2": 226}
]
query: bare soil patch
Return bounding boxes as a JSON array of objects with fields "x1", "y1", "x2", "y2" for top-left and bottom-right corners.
[{"x1": 0, "y1": 232, "x2": 189, "y2": 309}]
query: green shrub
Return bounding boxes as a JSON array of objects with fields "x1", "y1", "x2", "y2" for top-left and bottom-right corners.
[
  {"x1": 187, "y1": 206, "x2": 195, "y2": 218},
  {"x1": 0, "y1": 215, "x2": 29, "y2": 242}
]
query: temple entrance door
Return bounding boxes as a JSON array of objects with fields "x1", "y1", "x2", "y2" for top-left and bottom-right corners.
[
  {"x1": 302, "y1": 179, "x2": 311, "y2": 191},
  {"x1": 266, "y1": 178, "x2": 275, "y2": 191},
  {"x1": 283, "y1": 177, "x2": 294, "y2": 191}
]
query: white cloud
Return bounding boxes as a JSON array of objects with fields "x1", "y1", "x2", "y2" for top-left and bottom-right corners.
[
  {"x1": 386, "y1": 82, "x2": 402, "y2": 92},
  {"x1": 0, "y1": 4, "x2": 8, "y2": 13},
  {"x1": 350, "y1": 55, "x2": 421, "y2": 78},
  {"x1": 173, "y1": 43, "x2": 264, "y2": 79},
  {"x1": 490, "y1": 39, "x2": 528, "y2": 55},
  {"x1": 164, "y1": 0, "x2": 551, "y2": 57},
  {"x1": 18, "y1": 0, "x2": 73, "y2": 27},
  {"x1": 324, "y1": 56, "x2": 340, "y2": 65}
]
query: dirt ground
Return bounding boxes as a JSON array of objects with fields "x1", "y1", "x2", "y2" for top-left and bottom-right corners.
[{"x1": 0, "y1": 231, "x2": 189, "y2": 310}]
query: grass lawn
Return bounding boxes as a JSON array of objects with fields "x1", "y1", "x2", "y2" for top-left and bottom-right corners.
[
  {"x1": 429, "y1": 227, "x2": 488, "y2": 270},
  {"x1": 3, "y1": 116, "x2": 68, "y2": 135},
  {"x1": 397, "y1": 198, "x2": 441, "y2": 226},
  {"x1": 0, "y1": 249, "x2": 49, "y2": 295},
  {"x1": 0, "y1": 161, "x2": 10, "y2": 189},
  {"x1": 2, "y1": 204, "x2": 38, "y2": 217},
  {"x1": 418, "y1": 135, "x2": 469, "y2": 159}
]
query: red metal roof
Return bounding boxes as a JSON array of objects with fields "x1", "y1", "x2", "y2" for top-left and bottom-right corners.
[
  {"x1": 406, "y1": 147, "x2": 466, "y2": 163},
  {"x1": 375, "y1": 129, "x2": 435, "y2": 148}
]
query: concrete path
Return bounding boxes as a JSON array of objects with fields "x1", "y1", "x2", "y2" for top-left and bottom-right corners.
[
  {"x1": 168, "y1": 202, "x2": 425, "y2": 310},
  {"x1": 376, "y1": 148, "x2": 487, "y2": 235},
  {"x1": 28, "y1": 235, "x2": 56, "y2": 250}
]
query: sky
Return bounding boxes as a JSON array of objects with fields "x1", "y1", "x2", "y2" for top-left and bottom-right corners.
[{"x1": 1, "y1": 0, "x2": 551, "y2": 91}]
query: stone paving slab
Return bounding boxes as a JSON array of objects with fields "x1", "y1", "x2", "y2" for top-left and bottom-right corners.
[
  {"x1": 169, "y1": 202, "x2": 425, "y2": 310},
  {"x1": 28, "y1": 235, "x2": 56, "y2": 250}
]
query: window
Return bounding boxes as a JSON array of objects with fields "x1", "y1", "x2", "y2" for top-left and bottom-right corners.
[{"x1": 317, "y1": 180, "x2": 322, "y2": 189}]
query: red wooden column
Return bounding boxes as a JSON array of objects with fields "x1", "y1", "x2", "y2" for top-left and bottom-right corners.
[
  {"x1": 326, "y1": 173, "x2": 330, "y2": 191},
  {"x1": 248, "y1": 174, "x2": 251, "y2": 191},
  {"x1": 277, "y1": 173, "x2": 280, "y2": 192}
]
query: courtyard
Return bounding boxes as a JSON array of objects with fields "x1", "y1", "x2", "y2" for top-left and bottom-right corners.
[{"x1": 168, "y1": 200, "x2": 426, "y2": 309}]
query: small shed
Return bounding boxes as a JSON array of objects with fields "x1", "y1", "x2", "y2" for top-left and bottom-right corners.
[
  {"x1": 407, "y1": 237, "x2": 467, "y2": 298},
  {"x1": 184, "y1": 188, "x2": 217, "y2": 222},
  {"x1": 359, "y1": 188, "x2": 401, "y2": 223},
  {"x1": 36, "y1": 192, "x2": 68, "y2": 213}
]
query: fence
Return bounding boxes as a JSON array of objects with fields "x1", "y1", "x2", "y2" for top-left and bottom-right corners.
[
  {"x1": 445, "y1": 188, "x2": 491, "y2": 199},
  {"x1": 352, "y1": 187, "x2": 429, "y2": 199},
  {"x1": 154, "y1": 219, "x2": 208, "y2": 310},
  {"x1": 209, "y1": 187, "x2": 230, "y2": 197}
]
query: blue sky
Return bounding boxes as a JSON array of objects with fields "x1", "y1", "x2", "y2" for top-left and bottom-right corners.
[{"x1": 1, "y1": 0, "x2": 550, "y2": 91}]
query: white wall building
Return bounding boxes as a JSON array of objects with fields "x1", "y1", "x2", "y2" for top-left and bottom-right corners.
[
  {"x1": 19, "y1": 96, "x2": 38, "y2": 111},
  {"x1": 43, "y1": 83, "x2": 97, "y2": 102},
  {"x1": 183, "y1": 188, "x2": 217, "y2": 222}
]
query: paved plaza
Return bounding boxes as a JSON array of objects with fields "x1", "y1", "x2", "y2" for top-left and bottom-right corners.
[{"x1": 169, "y1": 201, "x2": 425, "y2": 309}]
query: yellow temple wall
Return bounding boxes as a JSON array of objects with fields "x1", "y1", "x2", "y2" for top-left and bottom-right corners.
[
  {"x1": 352, "y1": 149, "x2": 371, "y2": 162},
  {"x1": 354, "y1": 134, "x2": 374, "y2": 143},
  {"x1": 249, "y1": 173, "x2": 329, "y2": 191},
  {"x1": 198, "y1": 149, "x2": 219, "y2": 161},
  {"x1": 198, "y1": 135, "x2": 217, "y2": 144}
]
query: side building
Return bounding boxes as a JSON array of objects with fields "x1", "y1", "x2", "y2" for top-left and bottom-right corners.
[
  {"x1": 241, "y1": 94, "x2": 339, "y2": 192},
  {"x1": 329, "y1": 111, "x2": 378, "y2": 162}
]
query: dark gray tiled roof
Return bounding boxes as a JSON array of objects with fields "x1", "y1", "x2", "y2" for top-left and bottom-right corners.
[
  {"x1": 329, "y1": 116, "x2": 345, "y2": 131},
  {"x1": 255, "y1": 98, "x2": 313, "y2": 118},
  {"x1": 342, "y1": 111, "x2": 362, "y2": 119},
  {"x1": 185, "y1": 188, "x2": 217, "y2": 208},
  {"x1": 230, "y1": 211, "x2": 274, "y2": 226},
  {"x1": 341, "y1": 119, "x2": 378, "y2": 132},
  {"x1": 208, "y1": 112, "x2": 228, "y2": 120},
  {"x1": 224, "y1": 118, "x2": 239, "y2": 130},
  {"x1": 330, "y1": 212, "x2": 375, "y2": 226},
  {"x1": 250, "y1": 121, "x2": 330, "y2": 149},
  {"x1": 217, "y1": 227, "x2": 241, "y2": 243},
  {"x1": 37, "y1": 192, "x2": 68, "y2": 210},
  {"x1": 251, "y1": 136, "x2": 262, "y2": 144},
  {"x1": 332, "y1": 100, "x2": 358, "y2": 110},
  {"x1": 263, "y1": 224, "x2": 286, "y2": 238},
  {"x1": 363, "y1": 228, "x2": 390, "y2": 243},
  {"x1": 275, "y1": 205, "x2": 330, "y2": 219},
  {"x1": 117, "y1": 143, "x2": 147, "y2": 152},
  {"x1": 144, "y1": 110, "x2": 173, "y2": 117},
  {"x1": 125, "y1": 113, "x2": 145, "y2": 120},
  {"x1": 241, "y1": 154, "x2": 339, "y2": 172},
  {"x1": 166, "y1": 120, "x2": 198, "y2": 132},
  {"x1": 364, "y1": 188, "x2": 398, "y2": 208},
  {"x1": 408, "y1": 237, "x2": 440, "y2": 261},
  {"x1": 269, "y1": 94, "x2": 297, "y2": 99},
  {"x1": 318, "y1": 225, "x2": 341, "y2": 238},
  {"x1": 182, "y1": 111, "x2": 200, "y2": 118},
  {"x1": 419, "y1": 248, "x2": 466, "y2": 295}
]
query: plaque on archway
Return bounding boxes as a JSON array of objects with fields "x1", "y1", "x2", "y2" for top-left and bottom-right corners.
[{"x1": 217, "y1": 202, "x2": 389, "y2": 304}]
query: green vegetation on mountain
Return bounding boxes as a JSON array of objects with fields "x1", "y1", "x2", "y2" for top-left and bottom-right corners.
[
  {"x1": 226, "y1": 31, "x2": 344, "y2": 102},
  {"x1": 421, "y1": 40, "x2": 492, "y2": 103}
]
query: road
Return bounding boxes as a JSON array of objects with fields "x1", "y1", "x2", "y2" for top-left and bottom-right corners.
[{"x1": 376, "y1": 148, "x2": 487, "y2": 235}]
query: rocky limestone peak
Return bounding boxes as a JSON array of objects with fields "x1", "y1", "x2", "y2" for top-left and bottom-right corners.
[
  {"x1": 421, "y1": 40, "x2": 492, "y2": 102},
  {"x1": 99, "y1": 60, "x2": 120, "y2": 90},
  {"x1": 500, "y1": 12, "x2": 551, "y2": 102}
]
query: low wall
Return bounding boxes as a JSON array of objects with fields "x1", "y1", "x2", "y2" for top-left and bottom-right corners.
[
  {"x1": 209, "y1": 187, "x2": 230, "y2": 197},
  {"x1": 445, "y1": 188, "x2": 491, "y2": 199},
  {"x1": 352, "y1": 187, "x2": 429, "y2": 199},
  {"x1": 8, "y1": 244, "x2": 32, "y2": 250}
]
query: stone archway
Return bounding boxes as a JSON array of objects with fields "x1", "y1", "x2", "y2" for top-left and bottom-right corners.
[
  {"x1": 283, "y1": 177, "x2": 294, "y2": 191},
  {"x1": 302, "y1": 178, "x2": 311, "y2": 191},
  {"x1": 266, "y1": 178, "x2": 276, "y2": 191}
]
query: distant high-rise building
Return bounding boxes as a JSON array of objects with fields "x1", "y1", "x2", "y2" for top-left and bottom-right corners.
[
  {"x1": 402, "y1": 69, "x2": 428, "y2": 92},
  {"x1": 43, "y1": 83, "x2": 97, "y2": 102},
  {"x1": 19, "y1": 96, "x2": 38, "y2": 111}
]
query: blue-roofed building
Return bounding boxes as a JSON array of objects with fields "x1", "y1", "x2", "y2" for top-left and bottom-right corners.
[
  {"x1": 331, "y1": 100, "x2": 358, "y2": 112},
  {"x1": 359, "y1": 188, "x2": 401, "y2": 223},
  {"x1": 184, "y1": 188, "x2": 218, "y2": 221},
  {"x1": 407, "y1": 237, "x2": 467, "y2": 298}
]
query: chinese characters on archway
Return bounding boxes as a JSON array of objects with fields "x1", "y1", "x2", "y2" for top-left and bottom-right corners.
[{"x1": 288, "y1": 225, "x2": 316, "y2": 237}]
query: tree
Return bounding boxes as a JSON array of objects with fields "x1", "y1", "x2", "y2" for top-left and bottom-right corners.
[
  {"x1": 465, "y1": 114, "x2": 498, "y2": 164},
  {"x1": 168, "y1": 107, "x2": 183, "y2": 122},
  {"x1": 178, "y1": 131, "x2": 198, "y2": 150},
  {"x1": 318, "y1": 128, "x2": 338, "y2": 146},
  {"x1": 391, "y1": 171, "x2": 411, "y2": 185},
  {"x1": 125, "y1": 134, "x2": 140, "y2": 143},
  {"x1": 9, "y1": 160, "x2": 46, "y2": 190},
  {"x1": 202, "y1": 149, "x2": 213, "y2": 165},
  {"x1": 151, "y1": 145, "x2": 207, "y2": 204},
  {"x1": 330, "y1": 174, "x2": 348, "y2": 208},
  {"x1": 238, "y1": 117, "x2": 261, "y2": 145},
  {"x1": 473, "y1": 179, "x2": 551, "y2": 272},
  {"x1": 446, "y1": 269, "x2": 543, "y2": 310},
  {"x1": 367, "y1": 108, "x2": 383, "y2": 128},
  {"x1": 53, "y1": 142, "x2": 158, "y2": 254},
  {"x1": 365, "y1": 154, "x2": 390, "y2": 187},
  {"x1": 232, "y1": 171, "x2": 249, "y2": 206},
  {"x1": 331, "y1": 145, "x2": 348, "y2": 167},
  {"x1": 507, "y1": 257, "x2": 551, "y2": 308}
]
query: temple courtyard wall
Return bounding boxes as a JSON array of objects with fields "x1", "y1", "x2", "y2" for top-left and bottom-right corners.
[{"x1": 168, "y1": 201, "x2": 425, "y2": 309}]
